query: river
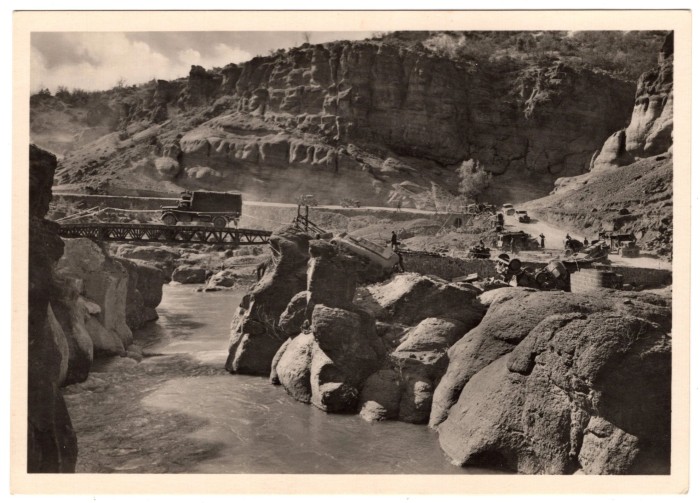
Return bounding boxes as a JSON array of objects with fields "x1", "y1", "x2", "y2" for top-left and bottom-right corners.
[{"x1": 67, "y1": 283, "x2": 492, "y2": 474}]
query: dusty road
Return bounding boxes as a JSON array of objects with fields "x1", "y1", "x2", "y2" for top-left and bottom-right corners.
[{"x1": 506, "y1": 210, "x2": 671, "y2": 270}]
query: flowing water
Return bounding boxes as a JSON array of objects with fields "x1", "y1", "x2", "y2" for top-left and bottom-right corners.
[{"x1": 136, "y1": 283, "x2": 489, "y2": 474}]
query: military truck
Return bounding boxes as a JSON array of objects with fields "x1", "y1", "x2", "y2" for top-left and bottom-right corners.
[
  {"x1": 496, "y1": 231, "x2": 539, "y2": 251},
  {"x1": 160, "y1": 190, "x2": 242, "y2": 227}
]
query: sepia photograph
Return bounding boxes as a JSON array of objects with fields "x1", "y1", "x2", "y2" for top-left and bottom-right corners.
[{"x1": 11, "y1": 7, "x2": 692, "y2": 495}]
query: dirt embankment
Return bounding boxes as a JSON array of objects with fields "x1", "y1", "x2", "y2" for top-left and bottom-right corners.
[{"x1": 523, "y1": 156, "x2": 672, "y2": 257}]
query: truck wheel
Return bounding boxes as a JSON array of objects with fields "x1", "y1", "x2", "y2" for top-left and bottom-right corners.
[
  {"x1": 162, "y1": 213, "x2": 177, "y2": 226},
  {"x1": 213, "y1": 216, "x2": 227, "y2": 228}
]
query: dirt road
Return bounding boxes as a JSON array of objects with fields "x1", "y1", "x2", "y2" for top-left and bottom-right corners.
[{"x1": 507, "y1": 210, "x2": 671, "y2": 270}]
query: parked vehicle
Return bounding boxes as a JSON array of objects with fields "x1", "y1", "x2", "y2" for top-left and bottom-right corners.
[
  {"x1": 467, "y1": 244, "x2": 491, "y2": 259},
  {"x1": 601, "y1": 232, "x2": 641, "y2": 257},
  {"x1": 160, "y1": 190, "x2": 242, "y2": 227},
  {"x1": 516, "y1": 210, "x2": 531, "y2": 223},
  {"x1": 340, "y1": 198, "x2": 361, "y2": 208},
  {"x1": 502, "y1": 203, "x2": 515, "y2": 216}
]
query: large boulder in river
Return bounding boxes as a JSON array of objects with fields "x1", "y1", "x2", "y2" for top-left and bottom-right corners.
[
  {"x1": 359, "y1": 316, "x2": 470, "y2": 424},
  {"x1": 274, "y1": 304, "x2": 385, "y2": 414},
  {"x1": 434, "y1": 289, "x2": 671, "y2": 474},
  {"x1": 171, "y1": 264, "x2": 208, "y2": 284},
  {"x1": 311, "y1": 304, "x2": 384, "y2": 387},
  {"x1": 226, "y1": 228, "x2": 312, "y2": 375},
  {"x1": 274, "y1": 332, "x2": 314, "y2": 402},
  {"x1": 111, "y1": 244, "x2": 180, "y2": 279},
  {"x1": 114, "y1": 257, "x2": 163, "y2": 330}
]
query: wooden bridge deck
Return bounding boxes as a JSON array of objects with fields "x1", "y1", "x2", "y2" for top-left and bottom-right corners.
[{"x1": 57, "y1": 222, "x2": 271, "y2": 246}]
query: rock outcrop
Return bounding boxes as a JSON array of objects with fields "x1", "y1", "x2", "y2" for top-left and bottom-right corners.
[
  {"x1": 356, "y1": 274, "x2": 485, "y2": 424},
  {"x1": 56, "y1": 238, "x2": 133, "y2": 355},
  {"x1": 226, "y1": 229, "x2": 312, "y2": 375},
  {"x1": 591, "y1": 32, "x2": 673, "y2": 171},
  {"x1": 270, "y1": 240, "x2": 385, "y2": 412},
  {"x1": 433, "y1": 288, "x2": 671, "y2": 474},
  {"x1": 28, "y1": 144, "x2": 77, "y2": 472}
]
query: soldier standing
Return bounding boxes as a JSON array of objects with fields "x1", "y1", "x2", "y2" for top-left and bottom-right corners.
[
  {"x1": 540, "y1": 233, "x2": 545, "y2": 248},
  {"x1": 390, "y1": 230, "x2": 398, "y2": 251}
]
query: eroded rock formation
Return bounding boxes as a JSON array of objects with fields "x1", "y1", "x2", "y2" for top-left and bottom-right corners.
[
  {"x1": 434, "y1": 288, "x2": 671, "y2": 474},
  {"x1": 592, "y1": 32, "x2": 673, "y2": 171},
  {"x1": 28, "y1": 144, "x2": 77, "y2": 472},
  {"x1": 48, "y1": 37, "x2": 637, "y2": 205}
]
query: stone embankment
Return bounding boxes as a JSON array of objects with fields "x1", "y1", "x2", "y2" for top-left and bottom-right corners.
[
  {"x1": 28, "y1": 144, "x2": 165, "y2": 473},
  {"x1": 228, "y1": 226, "x2": 672, "y2": 474}
]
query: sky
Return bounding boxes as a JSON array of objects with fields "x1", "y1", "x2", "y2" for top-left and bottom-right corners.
[{"x1": 30, "y1": 31, "x2": 374, "y2": 93}]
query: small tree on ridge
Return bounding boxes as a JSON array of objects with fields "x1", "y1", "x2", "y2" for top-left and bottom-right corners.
[{"x1": 456, "y1": 159, "x2": 492, "y2": 205}]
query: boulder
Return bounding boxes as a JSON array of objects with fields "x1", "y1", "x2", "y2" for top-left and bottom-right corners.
[
  {"x1": 306, "y1": 240, "x2": 357, "y2": 309},
  {"x1": 311, "y1": 304, "x2": 384, "y2": 387},
  {"x1": 358, "y1": 369, "x2": 402, "y2": 421},
  {"x1": 205, "y1": 269, "x2": 239, "y2": 288},
  {"x1": 391, "y1": 317, "x2": 467, "y2": 380},
  {"x1": 114, "y1": 258, "x2": 163, "y2": 330},
  {"x1": 356, "y1": 273, "x2": 483, "y2": 326},
  {"x1": 398, "y1": 371, "x2": 434, "y2": 424},
  {"x1": 430, "y1": 289, "x2": 608, "y2": 428},
  {"x1": 111, "y1": 245, "x2": 179, "y2": 279},
  {"x1": 278, "y1": 290, "x2": 310, "y2": 336},
  {"x1": 226, "y1": 228, "x2": 312, "y2": 375},
  {"x1": 309, "y1": 345, "x2": 359, "y2": 413},
  {"x1": 274, "y1": 332, "x2": 315, "y2": 402},
  {"x1": 171, "y1": 265, "x2": 208, "y2": 284},
  {"x1": 435, "y1": 290, "x2": 671, "y2": 474}
]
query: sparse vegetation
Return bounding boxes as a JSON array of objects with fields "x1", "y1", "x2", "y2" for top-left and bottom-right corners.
[
  {"x1": 412, "y1": 30, "x2": 668, "y2": 80},
  {"x1": 456, "y1": 159, "x2": 492, "y2": 205}
]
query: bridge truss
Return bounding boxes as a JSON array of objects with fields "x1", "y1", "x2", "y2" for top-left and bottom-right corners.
[{"x1": 57, "y1": 222, "x2": 271, "y2": 246}]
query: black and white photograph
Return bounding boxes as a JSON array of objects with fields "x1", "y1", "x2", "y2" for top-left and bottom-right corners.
[{"x1": 10, "y1": 7, "x2": 692, "y2": 495}]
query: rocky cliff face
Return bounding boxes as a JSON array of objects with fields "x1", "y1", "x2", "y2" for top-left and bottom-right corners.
[
  {"x1": 28, "y1": 145, "x2": 165, "y2": 472},
  {"x1": 43, "y1": 38, "x2": 635, "y2": 206},
  {"x1": 526, "y1": 33, "x2": 674, "y2": 256},
  {"x1": 591, "y1": 32, "x2": 673, "y2": 170},
  {"x1": 28, "y1": 144, "x2": 77, "y2": 472}
]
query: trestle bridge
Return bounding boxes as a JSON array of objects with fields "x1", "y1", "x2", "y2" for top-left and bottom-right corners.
[{"x1": 57, "y1": 222, "x2": 272, "y2": 246}]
